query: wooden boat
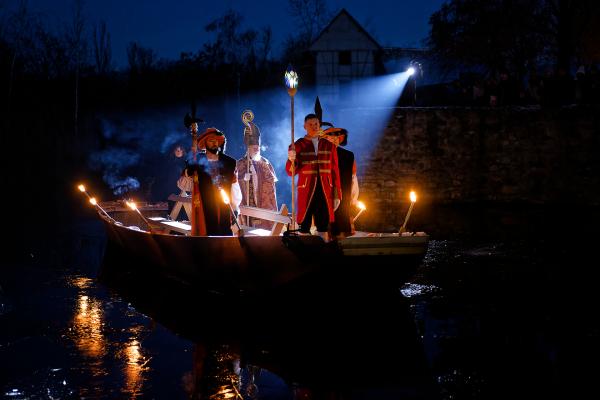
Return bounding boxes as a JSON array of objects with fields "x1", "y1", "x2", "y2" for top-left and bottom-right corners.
[{"x1": 98, "y1": 200, "x2": 429, "y2": 295}]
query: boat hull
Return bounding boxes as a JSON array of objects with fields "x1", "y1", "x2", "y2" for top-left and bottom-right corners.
[{"x1": 100, "y1": 213, "x2": 429, "y2": 294}]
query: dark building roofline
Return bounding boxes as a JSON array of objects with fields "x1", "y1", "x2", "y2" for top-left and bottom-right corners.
[{"x1": 310, "y1": 8, "x2": 382, "y2": 51}]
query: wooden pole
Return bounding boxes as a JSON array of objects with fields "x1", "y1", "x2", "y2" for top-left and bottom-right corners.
[{"x1": 290, "y1": 93, "x2": 296, "y2": 229}]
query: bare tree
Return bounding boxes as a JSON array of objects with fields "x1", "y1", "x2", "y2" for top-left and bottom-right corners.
[
  {"x1": 287, "y1": 0, "x2": 331, "y2": 43},
  {"x1": 257, "y1": 26, "x2": 272, "y2": 69},
  {"x1": 93, "y1": 20, "x2": 112, "y2": 75},
  {"x1": 5, "y1": 0, "x2": 37, "y2": 107},
  {"x1": 33, "y1": 24, "x2": 70, "y2": 79},
  {"x1": 127, "y1": 41, "x2": 156, "y2": 73},
  {"x1": 204, "y1": 9, "x2": 244, "y2": 66},
  {"x1": 66, "y1": 0, "x2": 87, "y2": 137}
]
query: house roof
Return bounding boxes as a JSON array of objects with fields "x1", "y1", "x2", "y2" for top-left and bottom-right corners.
[{"x1": 309, "y1": 8, "x2": 382, "y2": 52}]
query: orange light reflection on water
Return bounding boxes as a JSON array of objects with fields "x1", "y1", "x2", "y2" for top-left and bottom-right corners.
[
  {"x1": 71, "y1": 277, "x2": 106, "y2": 360},
  {"x1": 69, "y1": 276, "x2": 150, "y2": 398},
  {"x1": 122, "y1": 329, "x2": 150, "y2": 398}
]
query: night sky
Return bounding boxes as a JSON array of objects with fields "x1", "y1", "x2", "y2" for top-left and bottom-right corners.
[{"x1": 22, "y1": 0, "x2": 445, "y2": 67}]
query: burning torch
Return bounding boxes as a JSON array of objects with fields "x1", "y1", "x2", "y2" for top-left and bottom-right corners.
[
  {"x1": 352, "y1": 201, "x2": 366, "y2": 223},
  {"x1": 220, "y1": 188, "x2": 243, "y2": 236},
  {"x1": 399, "y1": 191, "x2": 417, "y2": 234},
  {"x1": 77, "y1": 184, "x2": 111, "y2": 220},
  {"x1": 126, "y1": 200, "x2": 152, "y2": 232}
]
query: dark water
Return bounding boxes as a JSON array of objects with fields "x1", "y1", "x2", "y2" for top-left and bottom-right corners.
[{"x1": 1, "y1": 204, "x2": 599, "y2": 399}]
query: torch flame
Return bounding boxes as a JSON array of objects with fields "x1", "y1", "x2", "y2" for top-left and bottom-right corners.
[
  {"x1": 284, "y1": 70, "x2": 298, "y2": 89},
  {"x1": 220, "y1": 189, "x2": 230, "y2": 205},
  {"x1": 78, "y1": 184, "x2": 86, "y2": 192},
  {"x1": 89, "y1": 197, "x2": 97, "y2": 206},
  {"x1": 126, "y1": 201, "x2": 137, "y2": 211},
  {"x1": 357, "y1": 201, "x2": 366, "y2": 210},
  {"x1": 410, "y1": 191, "x2": 417, "y2": 202}
]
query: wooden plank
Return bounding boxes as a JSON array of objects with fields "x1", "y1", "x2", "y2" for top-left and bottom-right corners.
[
  {"x1": 239, "y1": 205, "x2": 291, "y2": 224},
  {"x1": 169, "y1": 201, "x2": 183, "y2": 220},
  {"x1": 147, "y1": 217, "x2": 191, "y2": 235},
  {"x1": 168, "y1": 193, "x2": 191, "y2": 203},
  {"x1": 270, "y1": 204, "x2": 288, "y2": 236},
  {"x1": 160, "y1": 220, "x2": 192, "y2": 235}
]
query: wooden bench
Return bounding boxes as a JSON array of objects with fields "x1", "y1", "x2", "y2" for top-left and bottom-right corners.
[
  {"x1": 238, "y1": 204, "x2": 291, "y2": 236},
  {"x1": 159, "y1": 198, "x2": 292, "y2": 237},
  {"x1": 168, "y1": 192, "x2": 192, "y2": 221}
]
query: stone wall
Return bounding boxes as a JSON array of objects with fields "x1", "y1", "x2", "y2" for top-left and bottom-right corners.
[{"x1": 355, "y1": 105, "x2": 600, "y2": 231}]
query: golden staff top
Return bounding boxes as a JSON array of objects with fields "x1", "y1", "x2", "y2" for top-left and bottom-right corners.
[
  {"x1": 284, "y1": 66, "x2": 299, "y2": 229},
  {"x1": 242, "y1": 109, "x2": 254, "y2": 126}
]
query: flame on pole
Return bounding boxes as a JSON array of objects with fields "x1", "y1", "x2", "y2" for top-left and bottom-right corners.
[
  {"x1": 88, "y1": 197, "x2": 111, "y2": 219},
  {"x1": 126, "y1": 200, "x2": 152, "y2": 231},
  {"x1": 399, "y1": 191, "x2": 417, "y2": 233},
  {"x1": 77, "y1": 183, "x2": 111, "y2": 220},
  {"x1": 352, "y1": 201, "x2": 367, "y2": 223},
  {"x1": 220, "y1": 188, "x2": 242, "y2": 234},
  {"x1": 285, "y1": 65, "x2": 299, "y2": 230}
]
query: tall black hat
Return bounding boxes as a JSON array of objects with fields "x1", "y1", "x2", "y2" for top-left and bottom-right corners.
[{"x1": 314, "y1": 96, "x2": 333, "y2": 128}]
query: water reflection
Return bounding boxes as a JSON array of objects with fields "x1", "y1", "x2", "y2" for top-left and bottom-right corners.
[
  {"x1": 70, "y1": 276, "x2": 107, "y2": 361},
  {"x1": 183, "y1": 344, "x2": 241, "y2": 399},
  {"x1": 68, "y1": 275, "x2": 150, "y2": 399},
  {"x1": 99, "y1": 260, "x2": 435, "y2": 400},
  {"x1": 122, "y1": 333, "x2": 149, "y2": 398}
]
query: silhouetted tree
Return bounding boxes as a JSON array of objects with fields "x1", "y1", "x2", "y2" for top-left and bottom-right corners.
[
  {"x1": 4, "y1": 0, "x2": 38, "y2": 108},
  {"x1": 281, "y1": 0, "x2": 332, "y2": 76},
  {"x1": 127, "y1": 41, "x2": 156, "y2": 73},
  {"x1": 33, "y1": 23, "x2": 70, "y2": 79},
  {"x1": 287, "y1": 0, "x2": 331, "y2": 43},
  {"x1": 199, "y1": 9, "x2": 275, "y2": 91},
  {"x1": 427, "y1": 0, "x2": 600, "y2": 78},
  {"x1": 65, "y1": 0, "x2": 87, "y2": 137},
  {"x1": 93, "y1": 20, "x2": 112, "y2": 75},
  {"x1": 427, "y1": 0, "x2": 553, "y2": 80}
]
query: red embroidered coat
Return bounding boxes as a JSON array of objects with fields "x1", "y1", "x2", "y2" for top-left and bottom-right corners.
[{"x1": 286, "y1": 137, "x2": 342, "y2": 224}]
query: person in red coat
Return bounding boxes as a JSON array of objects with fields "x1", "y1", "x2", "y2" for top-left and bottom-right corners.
[{"x1": 286, "y1": 113, "x2": 341, "y2": 241}]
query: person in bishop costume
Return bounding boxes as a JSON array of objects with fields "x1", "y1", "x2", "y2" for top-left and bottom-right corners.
[{"x1": 236, "y1": 119, "x2": 278, "y2": 230}]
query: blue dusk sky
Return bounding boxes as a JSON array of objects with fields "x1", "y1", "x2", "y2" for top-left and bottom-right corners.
[{"x1": 16, "y1": 0, "x2": 446, "y2": 67}]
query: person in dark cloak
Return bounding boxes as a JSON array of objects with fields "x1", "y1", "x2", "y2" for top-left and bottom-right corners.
[{"x1": 184, "y1": 128, "x2": 241, "y2": 235}]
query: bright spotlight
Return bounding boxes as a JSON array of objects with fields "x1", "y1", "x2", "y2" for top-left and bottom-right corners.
[{"x1": 407, "y1": 67, "x2": 415, "y2": 76}]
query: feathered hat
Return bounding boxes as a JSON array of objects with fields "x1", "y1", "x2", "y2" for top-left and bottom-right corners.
[
  {"x1": 196, "y1": 127, "x2": 226, "y2": 151},
  {"x1": 315, "y1": 97, "x2": 348, "y2": 145},
  {"x1": 322, "y1": 126, "x2": 349, "y2": 146}
]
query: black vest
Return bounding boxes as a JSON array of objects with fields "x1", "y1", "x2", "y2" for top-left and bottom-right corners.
[
  {"x1": 192, "y1": 153, "x2": 237, "y2": 235},
  {"x1": 332, "y1": 147, "x2": 354, "y2": 234}
]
